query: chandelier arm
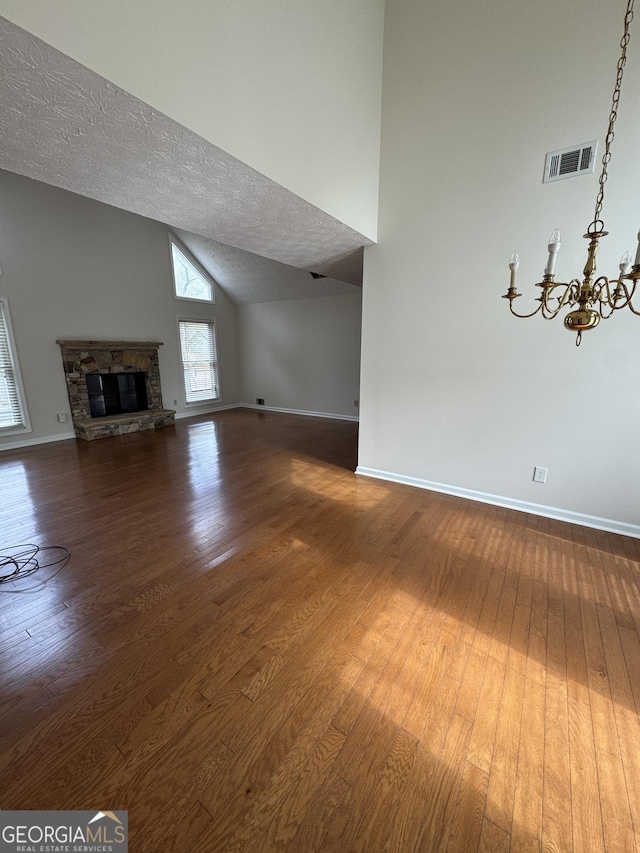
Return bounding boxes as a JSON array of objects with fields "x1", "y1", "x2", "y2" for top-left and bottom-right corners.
[
  {"x1": 625, "y1": 278, "x2": 638, "y2": 306},
  {"x1": 605, "y1": 280, "x2": 630, "y2": 309},
  {"x1": 541, "y1": 300, "x2": 566, "y2": 320},
  {"x1": 508, "y1": 301, "x2": 544, "y2": 319},
  {"x1": 598, "y1": 298, "x2": 616, "y2": 320},
  {"x1": 606, "y1": 276, "x2": 640, "y2": 312},
  {"x1": 590, "y1": 277, "x2": 618, "y2": 319},
  {"x1": 541, "y1": 281, "x2": 579, "y2": 317},
  {"x1": 593, "y1": 276, "x2": 613, "y2": 309},
  {"x1": 611, "y1": 278, "x2": 637, "y2": 309}
]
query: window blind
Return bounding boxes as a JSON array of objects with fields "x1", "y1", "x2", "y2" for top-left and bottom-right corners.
[
  {"x1": 178, "y1": 320, "x2": 219, "y2": 403},
  {"x1": 0, "y1": 299, "x2": 27, "y2": 432}
]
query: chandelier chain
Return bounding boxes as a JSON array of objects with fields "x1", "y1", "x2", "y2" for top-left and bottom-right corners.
[{"x1": 591, "y1": 0, "x2": 635, "y2": 232}]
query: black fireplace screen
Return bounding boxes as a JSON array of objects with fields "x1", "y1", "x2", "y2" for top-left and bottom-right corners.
[{"x1": 86, "y1": 372, "x2": 149, "y2": 418}]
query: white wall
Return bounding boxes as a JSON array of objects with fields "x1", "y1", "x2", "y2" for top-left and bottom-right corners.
[
  {"x1": 238, "y1": 293, "x2": 362, "y2": 419},
  {"x1": 0, "y1": 170, "x2": 241, "y2": 448},
  {"x1": 0, "y1": 0, "x2": 384, "y2": 240},
  {"x1": 359, "y1": 0, "x2": 640, "y2": 533}
]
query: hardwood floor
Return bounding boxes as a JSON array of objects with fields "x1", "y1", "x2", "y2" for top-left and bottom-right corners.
[{"x1": 1, "y1": 408, "x2": 639, "y2": 851}]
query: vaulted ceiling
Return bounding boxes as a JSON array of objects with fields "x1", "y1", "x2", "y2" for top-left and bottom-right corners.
[
  {"x1": 174, "y1": 229, "x2": 361, "y2": 305},
  {"x1": 0, "y1": 16, "x2": 371, "y2": 290}
]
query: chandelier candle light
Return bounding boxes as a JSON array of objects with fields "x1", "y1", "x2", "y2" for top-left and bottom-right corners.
[{"x1": 502, "y1": 0, "x2": 640, "y2": 346}]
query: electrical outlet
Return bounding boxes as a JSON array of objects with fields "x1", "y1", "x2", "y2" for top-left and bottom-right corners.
[
  {"x1": 354, "y1": 399, "x2": 359, "y2": 407},
  {"x1": 57, "y1": 413, "x2": 68, "y2": 423},
  {"x1": 533, "y1": 466, "x2": 548, "y2": 483},
  {"x1": 256, "y1": 398, "x2": 265, "y2": 406}
]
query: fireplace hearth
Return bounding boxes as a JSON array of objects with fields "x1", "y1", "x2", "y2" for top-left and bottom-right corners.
[{"x1": 57, "y1": 340, "x2": 175, "y2": 441}]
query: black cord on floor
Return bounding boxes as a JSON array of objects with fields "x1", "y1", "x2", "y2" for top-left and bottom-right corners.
[{"x1": 0, "y1": 544, "x2": 71, "y2": 590}]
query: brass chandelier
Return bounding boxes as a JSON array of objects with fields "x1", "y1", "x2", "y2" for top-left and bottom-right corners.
[{"x1": 502, "y1": 0, "x2": 639, "y2": 346}]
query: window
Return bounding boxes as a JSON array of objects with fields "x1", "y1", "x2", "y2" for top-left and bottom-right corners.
[
  {"x1": 0, "y1": 298, "x2": 30, "y2": 434},
  {"x1": 170, "y1": 237, "x2": 215, "y2": 303},
  {"x1": 179, "y1": 319, "x2": 220, "y2": 404}
]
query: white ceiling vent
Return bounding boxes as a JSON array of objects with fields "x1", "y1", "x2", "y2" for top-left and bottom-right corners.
[{"x1": 543, "y1": 141, "x2": 598, "y2": 183}]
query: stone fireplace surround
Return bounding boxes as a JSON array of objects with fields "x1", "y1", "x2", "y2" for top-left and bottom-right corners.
[{"x1": 57, "y1": 340, "x2": 175, "y2": 441}]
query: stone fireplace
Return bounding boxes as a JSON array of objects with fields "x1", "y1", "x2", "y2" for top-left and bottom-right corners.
[{"x1": 57, "y1": 339, "x2": 175, "y2": 441}]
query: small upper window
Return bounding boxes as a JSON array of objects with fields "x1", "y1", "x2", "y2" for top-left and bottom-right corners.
[{"x1": 170, "y1": 237, "x2": 215, "y2": 303}]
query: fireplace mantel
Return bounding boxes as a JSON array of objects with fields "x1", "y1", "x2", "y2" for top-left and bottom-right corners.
[
  {"x1": 57, "y1": 339, "x2": 175, "y2": 441},
  {"x1": 56, "y1": 339, "x2": 165, "y2": 350}
]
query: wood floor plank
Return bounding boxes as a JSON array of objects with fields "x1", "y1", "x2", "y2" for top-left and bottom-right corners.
[
  {"x1": 318, "y1": 714, "x2": 400, "y2": 851},
  {"x1": 445, "y1": 759, "x2": 489, "y2": 853},
  {"x1": 1, "y1": 409, "x2": 638, "y2": 852},
  {"x1": 385, "y1": 674, "x2": 461, "y2": 851},
  {"x1": 562, "y1": 538, "x2": 591, "y2": 707},
  {"x1": 479, "y1": 817, "x2": 512, "y2": 853},
  {"x1": 127, "y1": 740, "x2": 235, "y2": 850},
  {"x1": 443, "y1": 506, "x2": 507, "y2": 684},
  {"x1": 330, "y1": 595, "x2": 417, "y2": 781},
  {"x1": 216, "y1": 586, "x2": 369, "y2": 758},
  {"x1": 568, "y1": 696, "x2": 605, "y2": 853},
  {"x1": 595, "y1": 747, "x2": 636, "y2": 853},
  {"x1": 510, "y1": 673, "x2": 545, "y2": 851},
  {"x1": 452, "y1": 566, "x2": 506, "y2": 722},
  {"x1": 577, "y1": 542, "x2": 620, "y2": 759},
  {"x1": 349, "y1": 728, "x2": 419, "y2": 852},
  {"x1": 220, "y1": 725, "x2": 347, "y2": 853},
  {"x1": 286, "y1": 771, "x2": 350, "y2": 853},
  {"x1": 542, "y1": 600, "x2": 572, "y2": 853},
  {"x1": 484, "y1": 530, "x2": 534, "y2": 834},
  {"x1": 466, "y1": 582, "x2": 516, "y2": 772},
  {"x1": 401, "y1": 639, "x2": 448, "y2": 738},
  {"x1": 614, "y1": 702, "x2": 640, "y2": 852},
  {"x1": 618, "y1": 624, "x2": 640, "y2": 719},
  {"x1": 196, "y1": 650, "x2": 366, "y2": 849},
  {"x1": 414, "y1": 712, "x2": 472, "y2": 852},
  {"x1": 331, "y1": 590, "x2": 412, "y2": 735},
  {"x1": 258, "y1": 728, "x2": 346, "y2": 852}
]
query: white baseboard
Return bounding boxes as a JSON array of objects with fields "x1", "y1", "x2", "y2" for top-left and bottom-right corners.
[
  {"x1": 175, "y1": 403, "x2": 242, "y2": 420},
  {"x1": 242, "y1": 404, "x2": 358, "y2": 423},
  {"x1": 356, "y1": 466, "x2": 640, "y2": 540},
  {"x1": 0, "y1": 431, "x2": 76, "y2": 452}
]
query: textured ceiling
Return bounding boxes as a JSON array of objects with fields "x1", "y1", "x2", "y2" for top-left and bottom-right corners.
[
  {"x1": 0, "y1": 16, "x2": 372, "y2": 286},
  {"x1": 174, "y1": 228, "x2": 361, "y2": 305}
]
